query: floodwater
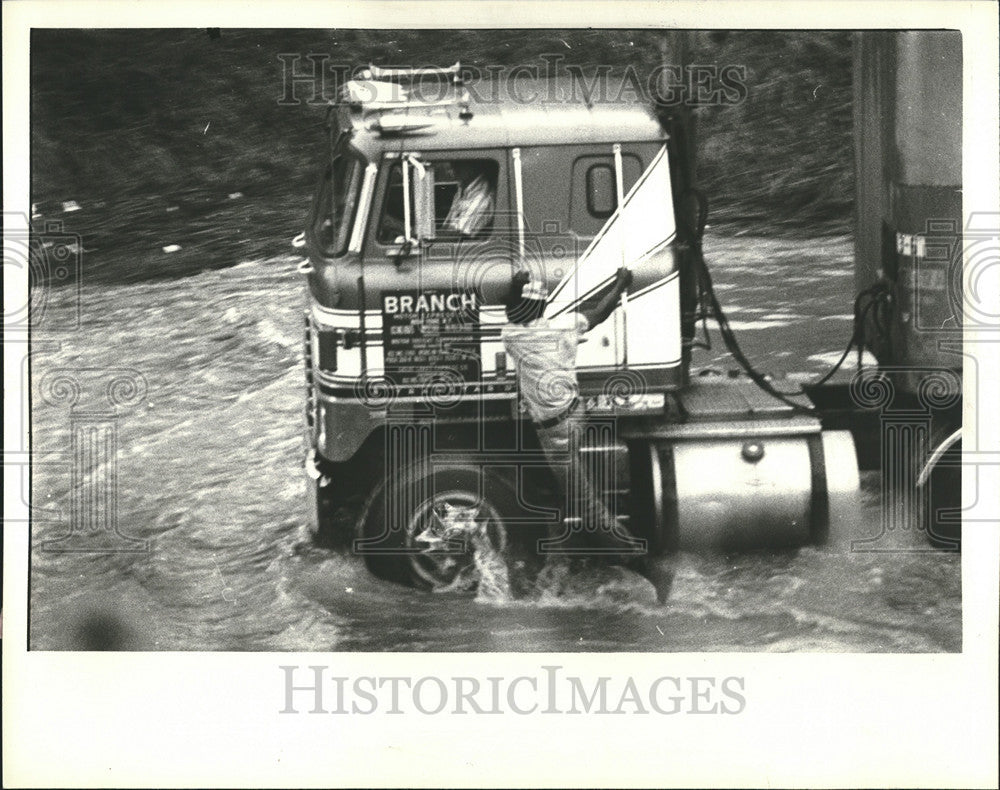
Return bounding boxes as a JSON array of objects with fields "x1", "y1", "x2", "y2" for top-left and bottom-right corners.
[{"x1": 28, "y1": 233, "x2": 961, "y2": 651}]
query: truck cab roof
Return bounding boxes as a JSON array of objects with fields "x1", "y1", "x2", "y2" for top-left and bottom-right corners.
[{"x1": 336, "y1": 75, "x2": 666, "y2": 158}]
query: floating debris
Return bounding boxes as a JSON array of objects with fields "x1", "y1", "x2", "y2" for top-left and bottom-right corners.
[
  {"x1": 62, "y1": 200, "x2": 81, "y2": 213},
  {"x1": 725, "y1": 318, "x2": 796, "y2": 331},
  {"x1": 228, "y1": 192, "x2": 243, "y2": 200},
  {"x1": 162, "y1": 244, "x2": 182, "y2": 253},
  {"x1": 808, "y1": 349, "x2": 878, "y2": 367},
  {"x1": 43, "y1": 239, "x2": 85, "y2": 254},
  {"x1": 166, "y1": 206, "x2": 180, "y2": 213}
]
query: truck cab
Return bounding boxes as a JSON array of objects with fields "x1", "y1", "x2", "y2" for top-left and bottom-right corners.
[{"x1": 299, "y1": 64, "x2": 858, "y2": 590}]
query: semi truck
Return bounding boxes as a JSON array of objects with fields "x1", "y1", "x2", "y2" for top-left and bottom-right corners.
[{"x1": 297, "y1": 34, "x2": 963, "y2": 591}]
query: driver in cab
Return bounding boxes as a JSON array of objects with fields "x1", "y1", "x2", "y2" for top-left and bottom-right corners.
[{"x1": 440, "y1": 161, "x2": 495, "y2": 238}]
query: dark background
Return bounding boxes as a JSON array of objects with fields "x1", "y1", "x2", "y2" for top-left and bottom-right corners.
[{"x1": 31, "y1": 29, "x2": 853, "y2": 283}]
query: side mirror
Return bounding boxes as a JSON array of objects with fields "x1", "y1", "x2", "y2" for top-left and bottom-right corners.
[
  {"x1": 414, "y1": 160, "x2": 435, "y2": 242},
  {"x1": 388, "y1": 155, "x2": 435, "y2": 260}
]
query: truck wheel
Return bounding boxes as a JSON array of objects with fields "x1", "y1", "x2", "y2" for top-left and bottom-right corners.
[
  {"x1": 920, "y1": 436, "x2": 962, "y2": 550},
  {"x1": 357, "y1": 464, "x2": 521, "y2": 591}
]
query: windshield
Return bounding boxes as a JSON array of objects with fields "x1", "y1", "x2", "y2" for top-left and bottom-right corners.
[{"x1": 314, "y1": 151, "x2": 363, "y2": 256}]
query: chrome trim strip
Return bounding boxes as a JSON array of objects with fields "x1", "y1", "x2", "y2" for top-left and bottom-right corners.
[
  {"x1": 348, "y1": 162, "x2": 379, "y2": 253},
  {"x1": 512, "y1": 147, "x2": 526, "y2": 265},
  {"x1": 402, "y1": 153, "x2": 412, "y2": 240},
  {"x1": 621, "y1": 419, "x2": 823, "y2": 440},
  {"x1": 613, "y1": 142, "x2": 629, "y2": 366},
  {"x1": 315, "y1": 387, "x2": 518, "y2": 404},
  {"x1": 311, "y1": 301, "x2": 508, "y2": 320}
]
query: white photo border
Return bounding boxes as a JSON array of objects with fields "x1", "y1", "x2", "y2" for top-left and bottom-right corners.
[{"x1": 3, "y1": 2, "x2": 998, "y2": 787}]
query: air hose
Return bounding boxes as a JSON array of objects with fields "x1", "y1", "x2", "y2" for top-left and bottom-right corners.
[{"x1": 679, "y1": 190, "x2": 893, "y2": 415}]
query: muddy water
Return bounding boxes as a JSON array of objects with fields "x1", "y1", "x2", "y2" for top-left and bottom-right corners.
[{"x1": 28, "y1": 233, "x2": 961, "y2": 651}]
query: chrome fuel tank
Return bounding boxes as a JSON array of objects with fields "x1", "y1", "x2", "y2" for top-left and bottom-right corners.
[
  {"x1": 637, "y1": 430, "x2": 859, "y2": 552},
  {"x1": 620, "y1": 380, "x2": 862, "y2": 552}
]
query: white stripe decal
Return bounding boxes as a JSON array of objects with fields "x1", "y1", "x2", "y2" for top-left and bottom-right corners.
[
  {"x1": 312, "y1": 302, "x2": 507, "y2": 326},
  {"x1": 548, "y1": 266, "x2": 678, "y2": 319},
  {"x1": 547, "y1": 144, "x2": 674, "y2": 305},
  {"x1": 629, "y1": 269, "x2": 679, "y2": 300}
]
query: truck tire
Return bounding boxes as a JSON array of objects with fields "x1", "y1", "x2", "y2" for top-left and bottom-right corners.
[
  {"x1": 920, "y1": 436, "x2": 962, "y2": 550},
  {"x1": 356, "y1": 463, "x2": 525, "y2": 591}
]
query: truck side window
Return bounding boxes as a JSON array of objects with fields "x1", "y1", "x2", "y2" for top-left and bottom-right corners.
[
  {"x1": 587, "y1": 164, "x2": 617, "y2": 218},
  {"x1": 571, "y1": 153, "x2": 643, "y2": 235},
  {"x1": 377, "y1": 158, "x2": 498, "y2": 243},
  {"x1": 377, "y1": 163, "x2": 409, "y2": 242},
  {"x1": 314, "y1": 154, "x2": 363, "y2": 256}
]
